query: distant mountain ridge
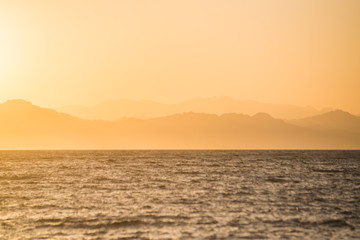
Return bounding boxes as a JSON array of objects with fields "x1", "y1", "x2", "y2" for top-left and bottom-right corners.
[
  {"x1": 291, "y1": 110, "x2": 360, "y2": 134},
  {"x1": 0, "y1": 99, "x2": 359, "y2": 149},
  {"x1": 57, "y1": 97, "x2": 329, "y2": 120}
]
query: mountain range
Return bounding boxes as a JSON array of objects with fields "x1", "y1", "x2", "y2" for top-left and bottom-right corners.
[
  {"x1": 1, "y1": 99, "x2": 359, "y2": 149},
  {"x1": 58, "y1": 97, "x2": 331, "y2": 120}
]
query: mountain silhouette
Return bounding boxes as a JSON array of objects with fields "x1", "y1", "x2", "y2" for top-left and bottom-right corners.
[
  {"x1": 1, "y1": 100, "x2": 359, "y2": 149},
  {"x1": 291, "y1": 110, "x2": 360, "y2": 134},
  {"x1": 58, "y1": 97, "x2": 327, "y2": 120}
]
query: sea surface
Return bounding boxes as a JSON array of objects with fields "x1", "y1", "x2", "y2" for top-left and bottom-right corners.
[{"x1": 0, "y1": 150, "x2": 359, "y2": 240}]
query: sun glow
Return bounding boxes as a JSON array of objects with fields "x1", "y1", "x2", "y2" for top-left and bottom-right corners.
[
  {"x1": 0, "y1": 31, "x2": 11, "y2": 78},
  {"x1": 0, "y1": 36, "x2": 6, "y2": 72},
  {"x1": 0, "y1": 28, "x2": 18, "y2": 86},
  {"x1": 0, "y1": 1, "x2": 359, "y2": 112}
]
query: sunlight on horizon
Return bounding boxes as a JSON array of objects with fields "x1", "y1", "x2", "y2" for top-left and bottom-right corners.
[{"x1": 0, "y1": 3, "x2": 359, "y2": 239}]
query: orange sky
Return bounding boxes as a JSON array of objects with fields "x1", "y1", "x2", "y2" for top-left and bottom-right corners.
[{"x1": 0, "y1": 0, "x2": 359, "y2": 113}]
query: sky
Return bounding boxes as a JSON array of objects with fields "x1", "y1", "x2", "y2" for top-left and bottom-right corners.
[{"x1": 0, "y1": 0, "x2": 359, "y2": 112}]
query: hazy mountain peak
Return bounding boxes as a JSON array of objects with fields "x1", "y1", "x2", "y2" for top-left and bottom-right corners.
[
  {"x1": 314, "y1": 109, "x2": 356, "y2": 120},
  {"x1": 327, "y1": 109, "x2": 353, "y2": 116},
  {"x1": 0, "y1": 99, "x2": 80, "y2": 123},
  {"x1": 291, "y1": 109, "x2": 360, "y2": 135},
  {"x1": 252, "y1": 112, "x2": 273, "y2": 120},
  {"x1": 57, "y1": 97, "x2": 326, "y2": 120},
  {"x1": 293, "y1": 109, "x2": 357, "y2": 122},
  {"x1": 2, "y1": 99, "x2": 34, "y2": 107}
]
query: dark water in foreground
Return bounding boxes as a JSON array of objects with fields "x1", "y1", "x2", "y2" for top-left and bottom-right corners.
[{"x1": 0, "y1": 151, "x2": 359, "y2": 240}]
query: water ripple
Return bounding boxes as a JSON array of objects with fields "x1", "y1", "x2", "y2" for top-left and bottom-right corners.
[{"x1": 0, "y1": 150, "x2": 359, "y2": 239}]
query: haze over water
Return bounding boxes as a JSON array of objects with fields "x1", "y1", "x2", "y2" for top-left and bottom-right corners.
[
  {"x1": 1, "y1": 1, "x2": 360, "y2": 239},
  {"x1": 1, "y1": 150, "x2": 359, "y2": 239}
]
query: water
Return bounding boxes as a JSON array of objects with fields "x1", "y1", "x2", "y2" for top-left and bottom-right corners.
[{"x1": 0, "y1": 150, "x2": 359, "y2": 239}]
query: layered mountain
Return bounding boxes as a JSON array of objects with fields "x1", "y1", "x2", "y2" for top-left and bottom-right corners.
[
  {"x1": 1, "y1": 100, "x2": 359, "y2": 149},
  {"x1": 58, "y1": 97, "x2": 327, "y2": 120},
  {"x1": 291, "y1": 110, "x2": 360, "y2": 134}
]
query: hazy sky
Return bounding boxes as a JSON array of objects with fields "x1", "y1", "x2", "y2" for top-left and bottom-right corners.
[{"x1": 0, "y1": 0, "x2": 359, "y2": 112}]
